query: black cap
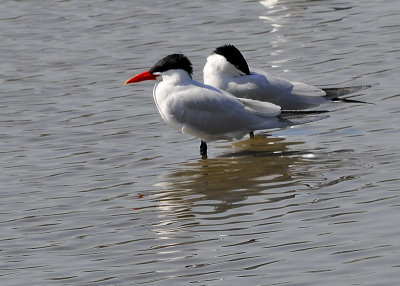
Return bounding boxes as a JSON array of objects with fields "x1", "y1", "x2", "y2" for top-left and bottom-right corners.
[
  {"x1": 213, "y1": 44, "x2": 250, "y2": 75},
  {"x1": 150, "y1": 54, "x2": 193, "y2": 77}
]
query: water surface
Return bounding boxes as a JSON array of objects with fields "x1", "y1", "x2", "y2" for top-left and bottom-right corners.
[{"x1": 1, "y1": 0, "x2": 400, "y2": 285}]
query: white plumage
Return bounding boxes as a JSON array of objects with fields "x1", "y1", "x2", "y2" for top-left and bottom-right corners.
[
  {"x1": 203, "y1": 45, "x2": 370, "y2": 110},
  {"x1": 152, "y1": 69, "x2": 290, "y2": 142}
]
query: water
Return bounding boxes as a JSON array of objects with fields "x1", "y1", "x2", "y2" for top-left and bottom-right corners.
[{"x1": 1, "y1": 0, "x2": 400, "y2": 285}]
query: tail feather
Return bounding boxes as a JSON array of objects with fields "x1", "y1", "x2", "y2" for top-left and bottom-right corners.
[
  {"x1": 320, "y1": 83, "x2": 377, "y2": 105},
  {"x1": 281, "y1": 110, "x2": 330, "y2": 115},
  {"x1": 279, "y1": 110, "x2": 330, "y2": 125},
  {"x1": 321, "y1": 84, "x2": 375, "y2": 98},
  {"x1": 321, "y1": 84, "x2": 373, "y2": 99},
  {"x1": 331, "y1": 97, "x2": 374, "y2": 104}
]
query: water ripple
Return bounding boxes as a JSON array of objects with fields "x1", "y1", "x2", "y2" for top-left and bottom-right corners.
[{"x1": 1, "y1": 0, "x2": 400, "y2": 285}]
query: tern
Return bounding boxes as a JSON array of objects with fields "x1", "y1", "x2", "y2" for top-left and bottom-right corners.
[
  {"x1": 203, "y1": 44, "x2": 372, "y2": 110},
  {"x1": 125, "y1": 54, "x2": 326, "y2": 158}
]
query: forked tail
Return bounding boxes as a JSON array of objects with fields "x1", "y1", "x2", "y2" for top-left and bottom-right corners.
[{"x1": 320, "y1": 83, "x2": 377, "y2": 104}]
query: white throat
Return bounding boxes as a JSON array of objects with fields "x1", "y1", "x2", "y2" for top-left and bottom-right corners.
[{"x1": 160, "y1": 69, "x2": 192, "y2": 85}]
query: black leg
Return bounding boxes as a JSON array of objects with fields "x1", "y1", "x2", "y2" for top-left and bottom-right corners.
[
  {"x1": 200, "y1": 140, "x2": 207, "y2": 159},
  {"x1": 249, "y1": 131, "x2": 254, "y2": 138}
]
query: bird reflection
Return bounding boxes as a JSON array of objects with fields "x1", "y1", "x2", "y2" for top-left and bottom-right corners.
[{"x1": 155, "y1": 135, "x2": 312, "y2": 215}]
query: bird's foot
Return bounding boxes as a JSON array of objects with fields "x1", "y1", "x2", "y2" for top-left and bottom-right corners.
[{"x1": 200, "y1": 140, "x2": 208, "y2": 159}]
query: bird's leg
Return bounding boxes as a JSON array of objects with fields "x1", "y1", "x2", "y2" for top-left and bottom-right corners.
[
  {"x1": 249, "y1": 131, "x2": 254, "y2": 139},
  {"x1": 200, "y1": 140, "x2": 208, "y2": 159}
]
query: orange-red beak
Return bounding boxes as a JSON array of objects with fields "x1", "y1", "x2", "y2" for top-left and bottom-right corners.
[{"x1": 124, "y1": 70, "x2": 158, "y2": 85}]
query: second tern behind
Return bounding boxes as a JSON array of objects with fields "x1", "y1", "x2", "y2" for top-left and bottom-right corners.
[{"x1": 203, "y1": 44, "x2": 372, "y2": 110}]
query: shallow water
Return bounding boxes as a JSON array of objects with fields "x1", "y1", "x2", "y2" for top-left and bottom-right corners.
[{"x1": 1, "y1": 0, "x2": 400, "y2": 285}]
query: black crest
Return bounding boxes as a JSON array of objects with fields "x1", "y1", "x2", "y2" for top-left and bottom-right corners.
[
  {"x1": 213, "y1": 44, "x2": 250, "y2": 75},
  {"x1": 149, "y1": 54, "x2": 193, "y2": 77}
]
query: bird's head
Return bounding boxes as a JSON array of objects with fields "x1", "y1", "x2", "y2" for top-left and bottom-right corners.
[
  {"x1": 203, "y1": 44, "x2": 250, "y2": 79},
  {"x1": 125, "y1": 54, "x2": 193, "y2": 85}
]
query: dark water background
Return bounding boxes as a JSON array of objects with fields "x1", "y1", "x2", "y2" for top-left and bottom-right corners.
[{"x1": 1, "y1": 0, "x2": 399, "y2": 285}]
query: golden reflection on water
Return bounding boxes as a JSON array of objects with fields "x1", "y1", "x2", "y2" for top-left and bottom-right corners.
[{"x1": 155, "y1": 135, "x2": 313, "y2": 214}]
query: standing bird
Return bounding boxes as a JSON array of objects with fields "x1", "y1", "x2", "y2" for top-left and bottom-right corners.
[
  {"x1": 125, "y1": 54, "x2": 326, "y2": 158},
  {"x1": 203, "y1": 44, "x2": 372, "y2": 110}
]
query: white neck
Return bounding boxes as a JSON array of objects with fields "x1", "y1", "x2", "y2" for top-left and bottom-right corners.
[{"x1": 153, "y1": 69, "x2": 193, "y2": 120}]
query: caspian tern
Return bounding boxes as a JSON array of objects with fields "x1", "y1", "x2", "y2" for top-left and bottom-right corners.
[
  {"x1": 203, "y1": 44, "x2": 372, "y2": 110},
  {"x1": 125, "y1": 54, "x2": 326, "y2": 158}
]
